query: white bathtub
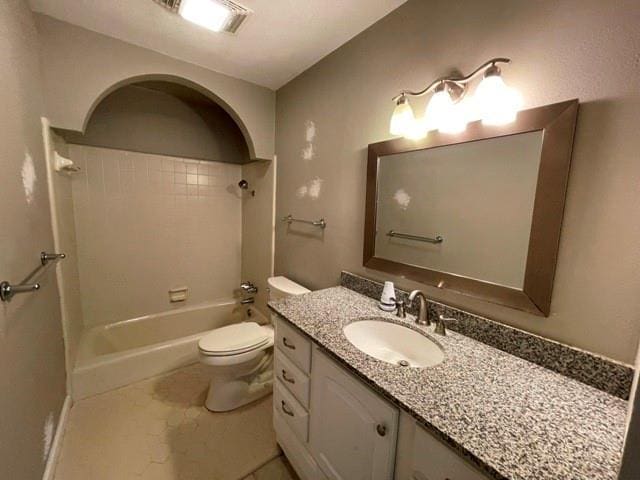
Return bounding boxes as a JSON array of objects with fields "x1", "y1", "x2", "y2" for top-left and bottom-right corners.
[{"x1": 72, "y1": 299, "x2": 266, "y2": 399}]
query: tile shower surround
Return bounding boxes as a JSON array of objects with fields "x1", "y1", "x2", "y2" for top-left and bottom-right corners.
[
  {"x1": 73, "y1": 148, "x2": 238, "y2": 198},
  {"x1": 340, "y1": 271, "x2": 634, "y2": 399},
  {"x1": 69, "y1": 145, "x2": 242, "y2": 326}
]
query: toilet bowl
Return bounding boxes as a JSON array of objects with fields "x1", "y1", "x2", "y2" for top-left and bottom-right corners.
[{"x1": 199, "y1": 276, "x2": 310, "y2": 412}]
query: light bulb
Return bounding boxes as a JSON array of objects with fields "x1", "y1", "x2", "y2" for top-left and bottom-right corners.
[
  {"x1": 389, "y1": 97, "x2": 415, "y2": 136},
  {"x1": 474, "y1": 74, "x2": 523, "y2": 125},
  {"x1": 424, "y1": 88, "x2": 467, "y2": 134},
  {"x1": 404, "y1": 118, "x2": 427, "y2": 140}
]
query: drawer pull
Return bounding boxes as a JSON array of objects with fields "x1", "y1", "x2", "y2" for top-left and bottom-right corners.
[
  {"x1": 282, "y1": 369, "x2": 296, "y2": 384},
  {"x1": 281, "y1": 400, "x2": 295, "y2": 417},
  {"x1": 282, "y1": 337, "x2": 296, "y2": 350},
  {"x1": 376, "y1": 423, "x2": 387, "y2": 436}
]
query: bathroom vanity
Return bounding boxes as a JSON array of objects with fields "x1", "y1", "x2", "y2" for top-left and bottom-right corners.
[
  {"x1": 269, "y1": 286, "x2": 627, "y2": 480},
  {"x1": 274, "y1": 325, "x2": 399, "y2": 480},
  {"x1": 273, "y1": 325, "x2": 485, "y2": 480}
]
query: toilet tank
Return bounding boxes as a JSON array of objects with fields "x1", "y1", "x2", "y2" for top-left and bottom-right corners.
[{"x1": 267, "y1": 276, "x2": 310, "y2": 300}]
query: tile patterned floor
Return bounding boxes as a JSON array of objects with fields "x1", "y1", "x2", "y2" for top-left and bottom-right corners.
[
  {"x1": 54, "y1": 364, "x2": 297, "y2": 480},
  {"x1": 243, "y1": 456, "x2": 298, "y2": 480}
]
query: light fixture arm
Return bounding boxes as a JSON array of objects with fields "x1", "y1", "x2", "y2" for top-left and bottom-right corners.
[{"x1": 392, "y1": 57, "x2": 511, "y2": 102}]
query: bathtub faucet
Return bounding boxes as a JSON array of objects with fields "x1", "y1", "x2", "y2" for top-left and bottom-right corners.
[
  {"x1": 240, "y1": 281, "x2": 258, "y2": 294},
  {"x1": 241, "y1": 297, "x2": 255, "y2": 305}
]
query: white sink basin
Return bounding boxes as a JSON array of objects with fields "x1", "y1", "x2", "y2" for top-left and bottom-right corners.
[{"x1": 343, "y1": 319, "x2": 444, "y2": 368}]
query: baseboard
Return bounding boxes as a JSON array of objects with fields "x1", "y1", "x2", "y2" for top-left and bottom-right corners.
[{"x1": 42, "y1": 395, "x2": 72, "y2": 480}]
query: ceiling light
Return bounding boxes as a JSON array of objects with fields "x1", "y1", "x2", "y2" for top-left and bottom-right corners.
[
  {"x1": 155, "y1": 0, "x2": 252, "y2": 34},
  {"x1": 179, "y1": 0, "x2": 231, "y2": 32}
]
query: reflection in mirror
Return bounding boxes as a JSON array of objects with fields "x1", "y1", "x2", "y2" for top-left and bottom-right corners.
[{"x1": 375, "y1": 131, "x2": 543, "y2": 289}]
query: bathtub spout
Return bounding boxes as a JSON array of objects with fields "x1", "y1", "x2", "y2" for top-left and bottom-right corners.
[{"x1": 240, "y1": 297, "x2": 254, "y2": 305}]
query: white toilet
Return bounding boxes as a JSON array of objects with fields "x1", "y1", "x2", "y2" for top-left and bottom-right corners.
[{"x1": 198, "y1": 276, "x2": 310, "y2": 412}]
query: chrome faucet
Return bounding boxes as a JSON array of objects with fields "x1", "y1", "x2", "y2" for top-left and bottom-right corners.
[
  {"x1": 408, "y1": 290, "x2": 430, "y2": 326},
  {"x1": 240, "y1": 281, "x2": 258, "y2": 294}
]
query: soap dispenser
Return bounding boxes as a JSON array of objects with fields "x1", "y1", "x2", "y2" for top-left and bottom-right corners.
[{"x1": 379, "y1": 281, "x2": 396, "y2": 312}]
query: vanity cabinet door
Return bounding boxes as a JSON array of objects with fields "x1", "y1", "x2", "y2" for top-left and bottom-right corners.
[
  {"x1": 411, "y1": 424, "x2": 490, "y2": 480},
  {"x1": 309, "y1": 347, "x2": 398, "y2": 480}
]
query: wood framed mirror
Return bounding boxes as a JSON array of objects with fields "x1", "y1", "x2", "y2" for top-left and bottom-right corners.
[{"x1": 363, "y1": 99, "x2": 578, "y2": 316}]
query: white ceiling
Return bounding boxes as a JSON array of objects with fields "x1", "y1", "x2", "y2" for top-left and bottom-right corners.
[{"x1": 28, "y1": 0, "x2": 406, "y2": 90}]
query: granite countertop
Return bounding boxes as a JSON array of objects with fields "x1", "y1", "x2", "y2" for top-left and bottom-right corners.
[{"x1": 268, "y1": 286, "x2": 628, "y2": 480}]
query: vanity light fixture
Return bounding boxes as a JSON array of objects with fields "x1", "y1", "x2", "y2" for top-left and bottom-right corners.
[{"x1": 389, "y1": 58, "x2": 522, "y2": 138}]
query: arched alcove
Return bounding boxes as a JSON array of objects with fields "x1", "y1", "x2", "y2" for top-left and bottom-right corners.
[{"x1": 56, "y1": 75, "x2": 254, "y2": 164}]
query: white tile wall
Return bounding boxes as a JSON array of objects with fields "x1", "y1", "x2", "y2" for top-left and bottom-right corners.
[{"x1": 69, "y1": 145, "x2": 243, "y2": 327}]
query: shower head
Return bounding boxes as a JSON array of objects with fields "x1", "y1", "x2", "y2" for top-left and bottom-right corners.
[{"x1": 238, "y1": 179, "x2": 249, "y2": 189}]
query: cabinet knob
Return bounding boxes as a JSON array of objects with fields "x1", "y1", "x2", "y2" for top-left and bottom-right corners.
[
  {"x1": 376, "y1": 424, "x2": 387, "y2": 436},
  {"x1": 282, "y1": 337, "x2": 296, "y2": 350}
]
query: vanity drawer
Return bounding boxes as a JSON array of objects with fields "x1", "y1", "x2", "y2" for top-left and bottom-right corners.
[
  {"x1": 274, "y1": 379, "x2": 309, "y2": 443},
  {"x1": 275, "y1": 316, "x2": 311, "y2": 373},
  {"x1": 275, "y1": 349, "x2": 310, "y2": 409}
]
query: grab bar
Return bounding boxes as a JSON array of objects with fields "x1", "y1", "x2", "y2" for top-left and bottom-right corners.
[
  {"x1": 1, "y1": 251, "x2": 66, "y2": 302},
  {"x1": 387, "y1": 230, "x2": 443, "y2": 244},
  {"x1": 282, "y1": 214, "x2": 327, "y2": 229}
]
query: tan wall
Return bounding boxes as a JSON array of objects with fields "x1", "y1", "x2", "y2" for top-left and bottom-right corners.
[
  {"x1": 275, "y1": 0, "x2": 640, "y2": 363},
  {"x1": 69, "y1": 145, "x2": 242, "y2": 327},
  {"x1": 0, "y1": 1, "x2": 66, "y2": 478},
  {"x1": 241, "y1": 160, "x2": 276, "y2": 316},
  {"x1": 62, "y1": 84, "x2": 249, "y2": 164},
  {"x1": 34, "y1": 15, "x2": 276, "y2": 161}
]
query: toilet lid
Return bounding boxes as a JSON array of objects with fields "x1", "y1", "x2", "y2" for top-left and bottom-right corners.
[{"x1": 198, "y1": 322, "x2": 272, "y2": 355}]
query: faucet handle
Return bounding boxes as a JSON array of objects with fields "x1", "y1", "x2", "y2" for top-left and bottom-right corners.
[
  {"x1": 435, "y1": 314, "x2": 455, "y2": 335},
  {"x1": 392, "y1": 298, "x2": 406, "y2": 318},
  {"x1": 240, "y1": 281, "x2": 258, "y2": 294}
]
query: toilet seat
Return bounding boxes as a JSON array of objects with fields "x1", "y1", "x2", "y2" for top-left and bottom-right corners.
[{"x1": 199, "y1": 322, "x2": 274, "y2": 357}]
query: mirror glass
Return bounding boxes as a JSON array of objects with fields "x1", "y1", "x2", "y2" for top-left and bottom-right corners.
[{"x1": 375, "y1": 131, "x2": 543, "y2": 289}]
